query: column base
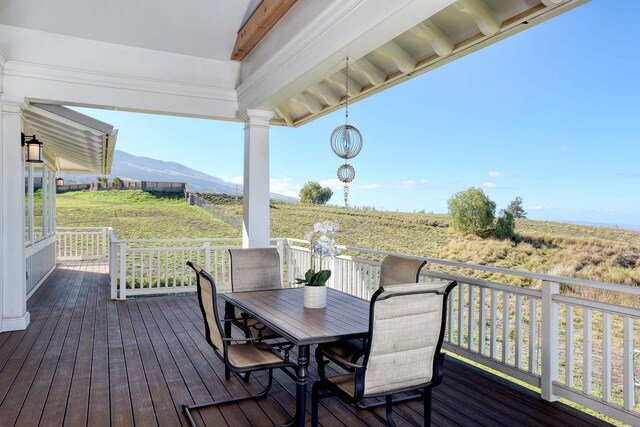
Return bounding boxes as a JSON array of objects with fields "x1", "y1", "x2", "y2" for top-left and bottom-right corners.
[{"x1": 2, "y1": 311, "x2": 31, "y2": 332}]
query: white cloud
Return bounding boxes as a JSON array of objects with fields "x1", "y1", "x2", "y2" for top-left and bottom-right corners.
[
  {"x1": 420, "y1": 179, "x2": 428, "y2": 184},
  {"x1": 397, "y1": 180, "x2": 417, "y2": 190},
  {"x1": 270, "y1": 177, "x2": 300, "y2": 198},
  {"x1": 488, "y1": 171, "x2": 502, "y2": 177},
  {"x1": 319, "y1": 179, "x2": 343, "y2": 190},
  {"x1": 359, "y1": 183, "x2": 383, "y2": 189},
  {"x1": 220, "y1": 175, "x2": 243, "y2": 184},
  {"x1": 528, "y1": 205, "x2": 552, "y2": 210},
  {"x1": 482, "y1": 182, "x2": 497, "y2": 188}
]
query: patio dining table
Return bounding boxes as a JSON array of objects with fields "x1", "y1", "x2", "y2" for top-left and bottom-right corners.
[{"x1": 220, "y1": 287, "x2": 370, "y2": 427}]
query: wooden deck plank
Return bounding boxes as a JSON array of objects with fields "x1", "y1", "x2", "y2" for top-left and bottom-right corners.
[
  {"x1": 127, "y1": 299, "x2": 183, "y2": 427},
  {"x1": 16, "y1": 262, "x2": 92, "y2": 426},
  {"x1": 115, "y1": 288, "x2": 159, "y2": 426},
  {"x1": 0, "y1": 263, "x2": 84, "y2": 425},
  {"x1": 87, "y1": 263, "x2": 111, "y2": 426},
  {"x1": 0, "y1": 263, "x2": 615, "y2": 427}
]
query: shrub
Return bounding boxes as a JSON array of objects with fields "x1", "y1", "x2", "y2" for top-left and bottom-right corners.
[
  {"x1": 494, "y1": 212, "x2": 515, "y2": 239},
  {"x1": 299, "y1": 181, "x2": 333, "y2": 204},
  {"x1": 448, "y1": 187, "x2": 516, "y2": 239},
  {"x1": 447, "y1": 188, "x2": 496, "y2": 236}
]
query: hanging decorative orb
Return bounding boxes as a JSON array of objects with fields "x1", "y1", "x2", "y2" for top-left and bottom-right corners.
[
  {"x1": 337, "y1": 164, "x2": 356, "y2": 183},
  {"x1": 330, "y1": 124, "x2": 363, "y2": 160}
]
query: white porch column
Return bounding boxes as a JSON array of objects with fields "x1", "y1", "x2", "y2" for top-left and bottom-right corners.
[
  {"x1": 242, "y1": 109, "x2": 274, "y2": 248},
  {"x1": 0, "y1": 97, "x2": 29, "y2": 331}
]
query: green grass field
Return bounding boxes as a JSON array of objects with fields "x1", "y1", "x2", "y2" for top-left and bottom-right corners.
[{"x1": 56, "y1": 190, "x2": 640, "y2": 287}]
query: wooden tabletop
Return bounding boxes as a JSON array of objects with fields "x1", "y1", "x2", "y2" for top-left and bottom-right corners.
[{"x1": 220, "y1": 288, "x2": 370, "y2": 346}]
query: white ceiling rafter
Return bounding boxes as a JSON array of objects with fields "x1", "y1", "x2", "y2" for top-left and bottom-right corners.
[
  {"x1": 270, "y1": 0, "x2": 589, "y2": 127},
  {"x1": 410, "y1": 20, "x2": 453, "y2": 57},
  {"x1": 454, "y1": 0, "x2": 501, "y2": 36}
]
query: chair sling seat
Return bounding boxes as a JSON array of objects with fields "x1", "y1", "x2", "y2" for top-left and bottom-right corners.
[{"x1": 226, "y1": 343, "x2": 285, "y2": 369}]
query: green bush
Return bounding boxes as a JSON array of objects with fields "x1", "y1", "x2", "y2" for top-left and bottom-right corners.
[
  {"x1": 494, "y1": 212, "x2": 516, "y2": 239},
  {"x1": 447, "y1": 187, "x2": 496, "y2": 236},
  {"x1": 299, "y1": 181, "x2": 333, "y2": 204},
  {"x1": 448, "y1": 187, "x2": 516, "y2": 239}
]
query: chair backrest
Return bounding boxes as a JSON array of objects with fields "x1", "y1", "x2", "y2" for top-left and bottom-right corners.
[
  {"x1": 187, "y1": 261, "x2": 225, "y2": 353},
  {"x1": 379, "y1": 255, "x2": 426, "y2": 286},
  {"x1": 229, "y1": 248, "x2": 282, "y2": 292},
  {"x1": 361, "y1": 281, "x2": 457, "y2": 397}
]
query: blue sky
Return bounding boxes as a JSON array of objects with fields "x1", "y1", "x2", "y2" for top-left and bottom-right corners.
[{"x1": 76, "y1": 1, "x2": 640, "y2": 227}]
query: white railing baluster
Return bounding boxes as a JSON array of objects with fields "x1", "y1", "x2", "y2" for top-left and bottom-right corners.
[
  {"x1": 623, "y1": 316, "x2": 634, "y2": 411},
  {"x1": 490, "y1": 289, "x2": 497, "y2": 359},
  {"x1": 448, "y1": 286, "x2": 454, "y2": 342},
  {"x1": 602, "y1": 312, "x2": 611, "y2": 402},
  {"x1": 566, "y1": 304, "x2": 574, "y2": 387},
  {"x1": 515, "y1": 294, "x2": 522, "y2": 369},
  {"x1": 502, "y1": 291, "x2": 509, "y2": 363},
  {"x1": 479, "y1": 287, "x2": 486, "y2": 355},
  {"x1": 583, "y1": 308, "x2": 593, "y2": 395},
  {"x1": 529, "y1": 298, "x2": 537, "y2": 374},
  {"x1": 458, "y1": 283, "x2": 464, "y2": 347},
  {"x1": 468, "y1": 285, "x2": 475, "y2": 351}
]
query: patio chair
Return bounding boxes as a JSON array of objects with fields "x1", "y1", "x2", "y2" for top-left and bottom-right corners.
[
  {"x1": 183, "y1": 261, "x2": 296, "y2": 426},
  {"x1": 317, "y1": 254, "x2": 427, "y2": 377},
  {"x1": 228, "y1": 247, "x2": 282, "y2": 339},
  {"x1": 312, "y1": 280, "x2": 457, "y2": 427}
]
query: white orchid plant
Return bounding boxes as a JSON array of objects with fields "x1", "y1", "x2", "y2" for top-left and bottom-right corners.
[{"x1": 295, "y1": 221, "x2": 341, "y2": 287}]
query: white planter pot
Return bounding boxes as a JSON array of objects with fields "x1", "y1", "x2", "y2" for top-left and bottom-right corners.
[{"x1": 304, "y1": 285, "x2": 327, "y2": 308}]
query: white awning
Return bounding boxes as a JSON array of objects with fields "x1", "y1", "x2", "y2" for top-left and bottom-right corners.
[{"x1": 22, "y1": 104, "x2": 117, "y2": 174}]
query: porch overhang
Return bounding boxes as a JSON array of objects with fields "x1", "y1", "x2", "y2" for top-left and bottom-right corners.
[{"x1": 22, "y1": 103, "x2": 117, "y2": 174}]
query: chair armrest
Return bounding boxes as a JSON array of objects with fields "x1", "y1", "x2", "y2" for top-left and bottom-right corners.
[
  {"x1": 221, "y1": 336, "x2": 266, "y2": 343},
  {"x1": 321, "y1": 347, "x2": 364, "y2": 369},
  {"x1": 222, "y1": 317, "x2": 247, "y2": 323}
]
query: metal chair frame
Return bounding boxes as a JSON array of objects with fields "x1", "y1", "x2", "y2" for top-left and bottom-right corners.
[
  {"x1": 312, "y1": 281, "x2": 457, "y2": 427},
  {"x1": 183, "y1": 261, "x2": 297, "y2": 427}
]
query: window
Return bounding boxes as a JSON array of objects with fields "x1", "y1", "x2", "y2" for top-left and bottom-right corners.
[{"x1": 24, "y1": 162, "x2": 56, "y2": 246}]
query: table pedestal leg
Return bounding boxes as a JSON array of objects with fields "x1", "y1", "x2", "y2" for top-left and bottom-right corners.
[
  {"x1": 295, "y1": 345, "x2": 309, "y2": 427},
  {"x1": 224, "y1": 301, "x2": 233, "y2": 338}
]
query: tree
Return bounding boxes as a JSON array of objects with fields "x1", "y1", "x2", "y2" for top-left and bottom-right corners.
[
  {"x1": 447, "y1": 187, "x2": 496, "y2": 236},
  {"x1": 299, "y1": 181, "x2": 333, "y2": 204},
  {"x1": 504, "y1": 196, "x2": 527, "y2": 218},
  {"x1": 494, "y1": 212, "x2": 515, "y2": 239}
]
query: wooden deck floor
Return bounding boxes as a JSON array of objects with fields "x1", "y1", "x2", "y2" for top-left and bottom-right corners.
[{"x1": 0, "y1": 262, "x2": 612, "y2": 427}]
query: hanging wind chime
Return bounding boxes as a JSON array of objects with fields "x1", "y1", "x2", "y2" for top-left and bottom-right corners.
[{"x1": 330, "y1": 56, "x2": 363, "y2": 208}]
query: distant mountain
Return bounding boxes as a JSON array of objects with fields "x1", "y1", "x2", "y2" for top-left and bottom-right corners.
[{"x1": 58, "y1": 150, "x2": 299, "y2": 202}]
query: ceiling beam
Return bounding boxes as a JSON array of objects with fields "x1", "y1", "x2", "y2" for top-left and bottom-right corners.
[
  {"x1": 455, "y1": 0, "x2": 502, "y2": 36},
  {"x1": 326, "y1": 71, "x2": 362, "y2": 98},
  {"x1": 274, "y1": 106, "x2": 293, "y2": 126},
  {"x1": 351, "y1": 58, "x2": 386, "y2": 86},
  {"x1": 306, "y1": 83, "x2": 341, "y2": 107},
  {"x1": 293, "y1": 92, "x2": 323, "y2": 115},
  {"x1": 410, "y1": 20, "x2": 453, "y2": 57},
  {"x1": 542, "y1": 0, "x2": 566, "y2": 6},
  {"x1": 231, "y1": 0, "x2": 298, "y2": 61},
  {"x1": 376, "y1": 41, "x2": 417, "y2": 74}
]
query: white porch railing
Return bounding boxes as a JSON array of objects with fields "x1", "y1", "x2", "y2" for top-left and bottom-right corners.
[
  {"x1": 286, "y1": 240, "x2": 640, "y2": 426},
  {"x1": 107, "y1": 232, "x2": 287, "y2": 300},
  {"x1": 56, "y1": 228, "x2": 640, "y2": 424},
  {"x1": 56, "y1": 227, "x2": 109, "y2": 260}
]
